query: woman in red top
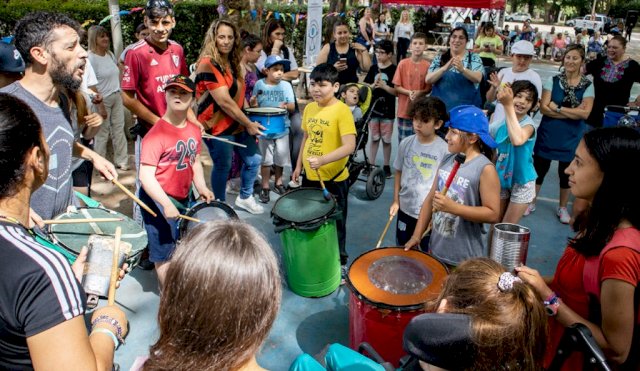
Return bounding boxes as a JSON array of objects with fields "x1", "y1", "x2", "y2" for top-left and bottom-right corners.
[
  {"x1": 517, "y1": 127, "x2": 640, "y2": 370},
  {"x1": 195, "y1": 20, "x2": 266, "y2": 214}
]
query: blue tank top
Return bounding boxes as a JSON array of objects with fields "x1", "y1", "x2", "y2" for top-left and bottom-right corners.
[{"x1": 327, "y1": 43, "x2": 359, "y2": 84}]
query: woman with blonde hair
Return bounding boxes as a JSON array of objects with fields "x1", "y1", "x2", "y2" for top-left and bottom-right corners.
[
  {"x1": 87, "y1": 25, "x2": 129, "y2": 171},
  {"x1": 136, "y1": 221, "x2": 282, "y2": 370},
  {"x1": 195, "y1": 20, "x2": 266, "y2": 214},
  {"x1": 404, "y1": 258, "x2": 547, "y2": 371},
  {"x1": 393, "y1": 10, "x2": 414, "y2": 62}
]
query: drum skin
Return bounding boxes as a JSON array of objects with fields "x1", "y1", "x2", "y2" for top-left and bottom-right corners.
[
  {"x1": 48, "y1": 207, "x2": 147, "y2": 265},
  {"x1": 346, "y1": 247, "x2": 448, "y2": 366},
  {"x1": 178, "y1": 201, "x2": 237, "y2": 239}
]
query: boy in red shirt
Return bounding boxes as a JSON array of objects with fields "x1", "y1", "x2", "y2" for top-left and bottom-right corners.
[{"x1": 139, "y1": 75, "x2": 214, "y2": 287}]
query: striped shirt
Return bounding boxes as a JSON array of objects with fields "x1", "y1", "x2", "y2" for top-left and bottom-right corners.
[{"x1": 0, "y1": 222, "x2": 85, "y2": 369}]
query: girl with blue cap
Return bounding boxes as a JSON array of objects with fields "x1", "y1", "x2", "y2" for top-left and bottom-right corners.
[{"x1": 406, "y1": 105, "x2": 501, "y2": 267}]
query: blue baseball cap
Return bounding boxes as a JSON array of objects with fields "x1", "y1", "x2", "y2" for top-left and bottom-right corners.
[
  {"x1": 264, "y1": 55, "x2": 291, "y2": 70},
  {"x1": 445, "y1": 105, "x2": 497, "y2": 149},
  {"x1": 0, "y1": 42, "x2": 25, "y2": 73}
]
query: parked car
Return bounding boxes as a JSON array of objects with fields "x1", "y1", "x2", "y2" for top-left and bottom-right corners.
[
  {"x1": 565, "y1": 17, "x2": 580, "y2": 26},
  {"x1": 505, "y1": 12, "x2": 532, "y2": 22},
  {"x1": 573, "y1": 14, "x2": 608, "y2": 33}
]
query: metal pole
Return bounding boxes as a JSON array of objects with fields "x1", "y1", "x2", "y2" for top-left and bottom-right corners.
[
  {"x1": 108, "y1": 0, "x2": 124, "y2": 58},
  {"x1": 591, "y1": 0, "x2": 597, "y2": 18}
]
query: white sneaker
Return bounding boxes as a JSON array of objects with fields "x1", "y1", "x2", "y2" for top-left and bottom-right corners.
[
  {"x1": 524, "y1": 203, "x2": 536, "y2": 216},
  {"x1": 557, "y1": 207, "x2": 571, "y2": 224},
  {"x1": 226, "y1": 179, "x2": 240, "y2": 195},
  {"x1": 235, "y1": 195, "x2": 264, "y2": 214}
]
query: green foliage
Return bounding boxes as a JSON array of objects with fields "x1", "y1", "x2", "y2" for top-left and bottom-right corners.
[
  {"x1": 609, "y1": 1, "x2": 640, "y2": 18},
  {"x1": 0, "y1": 0, "x2": 434, "y2": 67}
]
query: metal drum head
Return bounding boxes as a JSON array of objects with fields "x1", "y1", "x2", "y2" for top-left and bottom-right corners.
[
  {"x1": 179, "y1": 201, "x2": 238, "y2": 238},
  {"x1": 245, "y1": 107, "x2": 287, "y2": 116},
  {"x1": 49, "y1": 207, "x2": 147, "y2": 258},
  {"x1": 271, "y1": 188, "x2": 336, "y2": 224},
  {"x1": 347, "y1": 247, "x2": 448, "y2": 310}
]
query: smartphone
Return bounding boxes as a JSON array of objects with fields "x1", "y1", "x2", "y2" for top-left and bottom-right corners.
[{"x1": 340, "y1": 57, "x2": 347, "y2": 62}]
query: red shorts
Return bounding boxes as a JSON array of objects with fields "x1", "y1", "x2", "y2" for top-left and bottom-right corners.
[{"x1": 369, "y1": 118, "x2": 394, "y2": 143}]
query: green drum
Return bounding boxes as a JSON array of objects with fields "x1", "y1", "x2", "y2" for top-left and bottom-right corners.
[{"x1": 272, "y1": 188, "x2": 341, "y2": 297}]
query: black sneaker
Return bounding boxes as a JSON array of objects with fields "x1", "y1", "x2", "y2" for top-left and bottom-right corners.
[
  {"x1": 259, "y1": 188, "x2": 270, "y2": 203},
  {"x1": 273, "y1": 184, "x2": 287, "y2": 195},
  {"x1": 384, "y1": 165, "x2": 392, "y2": 179},
  {"x1": 138, "y1": 248, "x2": 155, "y2": 270}
]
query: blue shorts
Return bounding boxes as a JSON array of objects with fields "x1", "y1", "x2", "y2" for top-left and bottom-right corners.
[{"x1": 139, "y1": 189, "x2": 186, "y2": 263}]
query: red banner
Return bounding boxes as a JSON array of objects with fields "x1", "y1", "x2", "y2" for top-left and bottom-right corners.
[{"x1": 381, "y1": 0, "x2": 505, "y2": 9}]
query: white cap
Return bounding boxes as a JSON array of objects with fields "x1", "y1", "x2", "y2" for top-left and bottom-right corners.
[{"x1": 510, "y1": 40, "x2": 535, "y2": 56}]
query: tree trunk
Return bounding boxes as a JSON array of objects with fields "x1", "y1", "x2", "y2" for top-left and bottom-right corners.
[{"x1": 509, "y1": 0, "x2": 517, "y2": 14}]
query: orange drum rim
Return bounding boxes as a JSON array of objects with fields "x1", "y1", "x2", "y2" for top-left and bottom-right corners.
[{"x1": 346, "y1": 247, "x2": 448, "y2": 311}]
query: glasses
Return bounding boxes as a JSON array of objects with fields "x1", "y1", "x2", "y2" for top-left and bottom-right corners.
[{"x1": 374, "y1": 50, "x2": 387, "y2": 54}]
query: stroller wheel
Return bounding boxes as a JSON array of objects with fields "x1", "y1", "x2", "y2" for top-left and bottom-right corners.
[{"x1": 366, "y1": 167, "x2": 386, "y2": 200}]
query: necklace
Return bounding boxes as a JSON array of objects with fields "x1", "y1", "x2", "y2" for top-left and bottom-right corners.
[{"x1": 0, "y1": 214, "x2": 29, "y2": 230}]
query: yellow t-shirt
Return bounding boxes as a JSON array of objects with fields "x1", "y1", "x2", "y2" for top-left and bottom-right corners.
[
  {"x1": 302, "y1": 100, "x2": 357, "y2": 182},
  {"x1": 475, "y1": 35, "x2": 503, "y2": 61}
]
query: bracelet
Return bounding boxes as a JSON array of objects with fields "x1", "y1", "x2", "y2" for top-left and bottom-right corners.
[
  {"x1": 543, "y1": 292, "x2": 561, "y2": 317},
  {"x1": 90, "y1": 328, "x2": 119, "y2": 348},
  {"x1": 91, "y1": 315, "x2": 125, "y2": 344}
]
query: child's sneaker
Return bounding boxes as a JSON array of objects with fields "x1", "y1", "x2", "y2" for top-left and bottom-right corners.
[
  {"x1": 557, "y1": 207, "x2": 571, "y2": 224},
  {"x1": 523, "y1": 203, "x2": 536, "y2": 216},
  {"x1": 383, "y1": 165, "x2": 392, "y2": 179},
  {"x1": 235, "y1": 196, "x2": 264, "y2": 214},
  {"x1": 340, "y1": 264, "x2": 348, "y2": 285},
  {"x1": 258, "y1": 188, "x2": 270, "y2": 204}
]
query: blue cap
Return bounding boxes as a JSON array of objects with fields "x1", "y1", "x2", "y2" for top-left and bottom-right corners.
[
  {"x1": 0, "y1": 42, "x2": 25, "y2": 73},
  {"x1": 264, "y1": 55, "x2": 291, "y2": 70},
  {"x1": 445, "y1": 105, "x2": 497, "y2": 149}
]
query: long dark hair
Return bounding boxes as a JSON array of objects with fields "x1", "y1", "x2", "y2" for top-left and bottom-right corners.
[
  {"x1": 440, "y1": 27, "x2": 469, "y2": 66},
  {"x1": 570, "y1": 127, "x2": 640, "y2": 256},
  {"x1": 262, "y1": 18, "x2": 290, "y2": 57},
  {"x1": 144, "y1": 221, "x2": 282, "y2": 370},
  {"x1": 0, "y1": 93, "x2": 44, "y2": 198}
]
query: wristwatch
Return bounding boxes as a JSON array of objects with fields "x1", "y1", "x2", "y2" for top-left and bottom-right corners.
[
  {"x1": 555, "y1": 106, "x2": 562, "y2": 113},
  {"x1": 544, "y1": 293, "x2": 561, "y2": 316}
]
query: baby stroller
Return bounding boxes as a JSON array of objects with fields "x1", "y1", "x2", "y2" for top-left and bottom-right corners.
[
  {"x1": 338, "y1": 83, "x2": 386, "y2": 200},
  {"x1": 603, "y1": 105, "x2": 640, "y2": 128}
]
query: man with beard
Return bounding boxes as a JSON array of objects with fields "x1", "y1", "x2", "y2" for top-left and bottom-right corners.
[{"x1": 0, "y1": 12, "x2": 117, "y2": 224}]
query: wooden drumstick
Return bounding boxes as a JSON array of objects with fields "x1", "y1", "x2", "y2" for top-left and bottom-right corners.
[
  {"x1": 107, "y1": 227, "x2": 121, "y2": 306},
  {"x1": 111, "y1": 179, "x2": 157, "y2": 217},
  {"x1": 42, "y1": 218, "x2": 123, "y2": 225},
  {"x1": 202, "y1": 133, "x2": 248, "y2": 148},
  {"x1": 177, "y1": 214, "x2": 201, "y2": 223},
  {"x1": 375, "y1": 212, "x2": 396, "y2": 249}
]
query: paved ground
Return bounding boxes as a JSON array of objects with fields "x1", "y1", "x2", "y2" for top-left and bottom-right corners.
[{"x1": 81, "y1": 33, "x2": 639, "y2": 369}]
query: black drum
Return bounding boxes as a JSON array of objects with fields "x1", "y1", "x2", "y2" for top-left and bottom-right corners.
[{"x1": 178, "y1": 201, "x2": 238, "y2": 239}]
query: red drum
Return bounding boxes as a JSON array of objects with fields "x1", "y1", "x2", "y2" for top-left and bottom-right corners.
[{"x1": 346, "y1": 247, "x2": 448, "y2": 366}]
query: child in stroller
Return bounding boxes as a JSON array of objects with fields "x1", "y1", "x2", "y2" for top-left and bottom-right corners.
[{"x1": 337, "y1": 83, "x2": 387, "y2": 200}]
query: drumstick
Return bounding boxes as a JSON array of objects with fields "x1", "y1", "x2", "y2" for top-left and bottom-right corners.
[
  {"x1": 422, "y1": 153, "x2": 467, "y2": 238},
  {"x1": 375, "y1": 212, "x2": 396, "y2": 249},
  {"x1": 202, "y1": 133, "x2": 248, "y2": 148},
  {"x1": 107, "y1": 227, "x2": 121, "y2": 306},
  {"x1": 111, "y1": 179, "x2": 157, "y2": 217},
  {"x1": 315, "y1": 169, "x2": 332, "y2": 201},
  {"x1": 177, "y1": 214, "x2": 201, "y2": 223},
  {"x1": 42, "y1": 218, "x2": 123, "y2": 225}
]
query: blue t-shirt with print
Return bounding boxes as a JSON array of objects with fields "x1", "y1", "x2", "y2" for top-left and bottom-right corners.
[
  {"x1": 490, "y1": 114, "x2": 538, "y2": 188},
  {"x1": 253, "y1": 79, "x2": 295, "y2": 139}
]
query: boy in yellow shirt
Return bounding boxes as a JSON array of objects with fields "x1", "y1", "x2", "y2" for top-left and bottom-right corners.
[{"x1": 292, "y1": 63, "x2": 356, "y2": 277}]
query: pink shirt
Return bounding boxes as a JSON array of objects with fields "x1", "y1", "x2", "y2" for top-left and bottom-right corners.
[{"x1": 140, "y1": 119, "x2": 202, "y2": 200}]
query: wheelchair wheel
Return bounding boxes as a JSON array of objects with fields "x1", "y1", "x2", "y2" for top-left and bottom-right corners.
[{"x1": 366, "y1": 167, "x2": 385, "y2": 200}]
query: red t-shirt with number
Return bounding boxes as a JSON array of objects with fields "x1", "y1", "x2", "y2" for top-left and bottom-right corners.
[
  {"x1": 140, "y1": 119, "x2": 202, "y2": 200},
  {"x1": 121, "y1": 39, "x2": 188, "y2": 128}
]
